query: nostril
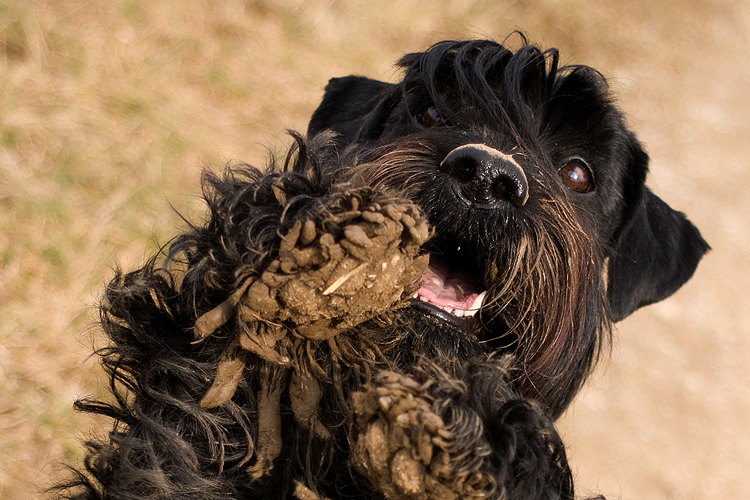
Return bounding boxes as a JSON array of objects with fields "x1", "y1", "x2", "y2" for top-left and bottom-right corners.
[
  {"x1": 440, "y1": 144, "x2": 529, "y2": 207},
  {"x1": 492, "y1": 178, "x2": 513, "y2": 202},
  {"x1": 445, "y1": 156, "x2": 476, "y2": 184},
  {"x1": 492, "y1": 176, "x2": 528, "y2": 207}
]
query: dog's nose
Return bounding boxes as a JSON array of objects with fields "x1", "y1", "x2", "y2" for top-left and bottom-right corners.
[{"x1": 440, "y1": 144, "x2": 529, "y2": 207}]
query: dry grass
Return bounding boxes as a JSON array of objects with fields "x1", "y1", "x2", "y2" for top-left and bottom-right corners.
[{"x1": 1, "y1": 0, "x2": 747, "y2": 498}]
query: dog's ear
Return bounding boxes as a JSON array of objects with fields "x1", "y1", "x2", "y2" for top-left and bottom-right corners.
[
  {"x1": 307, "y1": 75, "x2": 396, "y2": 143},
  {"x1": 608, "y1": 180, "x2": 709, "y2": 322}
]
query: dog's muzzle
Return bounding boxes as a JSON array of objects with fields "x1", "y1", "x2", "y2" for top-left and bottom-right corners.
[
  {"x1": 410, "y1": 143, "x2": 528, "y2": 328},
  {"x1": 439, "y1": 144, "x2": 529, "y2": 208}
]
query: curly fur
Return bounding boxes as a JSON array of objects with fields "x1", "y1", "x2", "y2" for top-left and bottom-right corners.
[
  {"x1": 350, "y1": 357, "x2": 575, "y2": 500},
  {"x1": 57, "y1": 137, "x2": 577, "y2": 500},
  {"x1": 56, "y1": 37, "x2": 707, "y2": 500}
]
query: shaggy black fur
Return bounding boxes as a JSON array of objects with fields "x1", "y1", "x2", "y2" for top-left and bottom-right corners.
[{"x1": 57, "y1": 37, "x2": 707, "y2": 500}]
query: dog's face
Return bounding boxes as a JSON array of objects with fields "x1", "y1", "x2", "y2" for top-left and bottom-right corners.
[{"x1": 308, "y1": 40, "x2": 708, "y2": 417}]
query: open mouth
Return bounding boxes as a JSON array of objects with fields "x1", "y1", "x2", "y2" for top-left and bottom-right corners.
[{"x1": 411, "y1": 252, "x2": 488, "y2": 327}]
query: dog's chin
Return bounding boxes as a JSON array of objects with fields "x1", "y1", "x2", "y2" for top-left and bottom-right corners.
[
  {"x1": 394, "y1": 303, "x2": 490, "y2": 365},
  {"x1": 395, "y1": 247, "x2": 519, "y2": 358}
]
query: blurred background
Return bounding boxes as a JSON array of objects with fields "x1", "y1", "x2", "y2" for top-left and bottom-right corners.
[{"x1": 0, "y1": 0, "x2": 747, "y2": 498}]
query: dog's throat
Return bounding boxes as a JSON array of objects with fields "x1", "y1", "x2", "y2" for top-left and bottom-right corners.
[{"x1": 415, "y1": 255, "x2": 486, "y2": 319}]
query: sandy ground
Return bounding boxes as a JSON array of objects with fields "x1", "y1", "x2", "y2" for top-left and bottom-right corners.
[{"x1": 0, "y1": 1, "x2": 747, "y2": 498}]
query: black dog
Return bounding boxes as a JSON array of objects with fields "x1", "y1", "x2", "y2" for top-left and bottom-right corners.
[
  {"x1": 58, "y1": 39, "x2": 707, "y2": 500},
  {"x1": 307, "y1": 38, "x2": 708, "y2": 417}
]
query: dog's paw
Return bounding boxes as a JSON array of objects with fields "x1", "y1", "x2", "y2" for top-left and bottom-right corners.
[
  {"x1": 239, "y1": 187, "x2": 430, "y2": 339},
  {"x1": 351, "y1": 370, "x2": 495, "y2": 500},
  {"x1": 196, "y1": 187, "x2": 430, "y2": 341},
  {"x1": 196, "y1": 187, "x2": 430, "y2": 407}
]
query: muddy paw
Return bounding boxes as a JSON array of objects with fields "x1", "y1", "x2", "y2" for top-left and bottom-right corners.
[
  {"x1": 351, "y1": 370, "x2": 495, "y2": 500},
  {"x1": 245, "y1": 188, "x2": 430, "y2": 339},
  {"x1": 196, "y1": 187, "x2": 430, "y2": 342},
  {"x1": 196, "y1": 187, "x2": 430, "y2": 407}
]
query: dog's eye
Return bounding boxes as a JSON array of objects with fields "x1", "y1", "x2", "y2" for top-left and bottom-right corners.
[
  {"x1": 418, "y1": 106, "x2": 444, "y2": 127},
  {"x1": 559, "y1": 160, "x2": 593, "y2": 193}
]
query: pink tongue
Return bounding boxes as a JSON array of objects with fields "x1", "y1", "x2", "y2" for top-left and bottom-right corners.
[{"x1": 417, "y1": 256, "x2": 479, "y2": 310}]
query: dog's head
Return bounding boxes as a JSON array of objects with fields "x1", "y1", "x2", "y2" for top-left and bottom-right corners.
[{"x1": 308, "y1": 39, "x2": 708, "y2": 417}]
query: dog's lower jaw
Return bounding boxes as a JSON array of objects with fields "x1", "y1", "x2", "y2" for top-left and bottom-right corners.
[{"x1": 410, "y1": 298, "x2": 478, "y2": 328}]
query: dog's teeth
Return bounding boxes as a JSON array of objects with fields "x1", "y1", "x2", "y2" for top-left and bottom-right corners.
[
  {"x1": 469, "y1": 291, "x2": 487, "y2": 312},
  {"x1": 474, "y1": 290, "x2": 488, "y2": 309},
  {"x1": 419, "y1": 295, "x2": 430, "y2": 303}
]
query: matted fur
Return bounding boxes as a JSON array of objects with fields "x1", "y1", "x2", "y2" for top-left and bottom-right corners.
[{"x1": 57, "y1": 136, "x2": 581, "y2": 500}]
